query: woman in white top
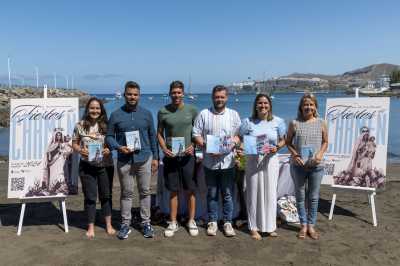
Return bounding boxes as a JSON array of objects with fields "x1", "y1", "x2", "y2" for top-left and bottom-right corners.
[{"x1": 239, "y1": 94, "x2": 286, "y2": 240}]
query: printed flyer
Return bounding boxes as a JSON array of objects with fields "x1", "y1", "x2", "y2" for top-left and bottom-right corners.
[
  {"x1": 8, "y1": 98, "x2": 79, "y2": 198},
  {"x1": 323, "y1": 97, "x2": 390, "y2": 188}
]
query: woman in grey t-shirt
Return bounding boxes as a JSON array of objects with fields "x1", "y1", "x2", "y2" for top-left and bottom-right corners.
[{"x1": 286, "y1": 94, "x2": 328, "y2": 240}]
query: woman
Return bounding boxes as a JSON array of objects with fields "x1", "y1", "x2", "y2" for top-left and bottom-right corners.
[
  {"x1": 239, "y1": 94, "x2": 286, "y2": 240},
  {"x1": 72, "y1": 97, "x2": 115, "y2": 238},
  {"x1": 42, "y1": 129, "x2": 73, "y2": 194},
  {"x1": 286, "y1": 94, "x2": 328, "y2": 240}
]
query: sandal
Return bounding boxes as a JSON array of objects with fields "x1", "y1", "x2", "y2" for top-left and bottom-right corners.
[
  {"x1": 297, "y1": 229, "x2": 307, "y2": 240},
  {"x1": 250, "y1": 230, "x2": 262, "y2": 241},
  {"x1": 308, "y1": 230, "x2": 320, "y2": 240}
]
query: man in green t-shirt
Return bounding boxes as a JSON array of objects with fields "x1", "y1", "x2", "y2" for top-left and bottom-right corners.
[{"x1": 157, "y1": 80, "x2": 199, "y2": 237}]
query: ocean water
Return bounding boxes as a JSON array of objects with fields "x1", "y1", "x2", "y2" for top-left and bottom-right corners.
[{"x1": 1, "y1": 92, "x2": 399, "y2": 163}]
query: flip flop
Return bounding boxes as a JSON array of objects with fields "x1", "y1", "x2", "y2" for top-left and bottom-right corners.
[
  {"x1": 308, "y1": 230, "x2": 320, "y2": 240},
  {"x1": 297, "y1": 230, "x2": 307, "y2": 240}
]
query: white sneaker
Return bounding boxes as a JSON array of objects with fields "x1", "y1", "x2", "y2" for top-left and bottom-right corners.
[
  {"x1": 187, "y1": 220, "x2": 199, "y2": 237},
  {"x1": 223, "y1": 222, "x2": 236, "y2": 237},
  {"x1": 207, "y1": 222, "x2": 218, "y2": 236},
  {"x1": 164, "y1": 221, "x2": 179, "y2": 237}
]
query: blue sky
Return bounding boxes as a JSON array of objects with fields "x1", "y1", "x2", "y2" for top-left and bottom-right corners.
[{"x1": 1, "y1": 0, "x2": 399, "y2": 93}]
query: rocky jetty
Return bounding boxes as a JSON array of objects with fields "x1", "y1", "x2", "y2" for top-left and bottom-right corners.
[{"x1": 0, "y1": 86, "x2": 90, "y2": 127}]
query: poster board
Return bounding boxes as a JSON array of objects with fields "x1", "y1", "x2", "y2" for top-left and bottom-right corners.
[
  {"x1": 322, "y1": 97, "x2": 390, "y2": 188},
  {"x1": 8, "y1": 98, "x2": 79, "y2": 199}
]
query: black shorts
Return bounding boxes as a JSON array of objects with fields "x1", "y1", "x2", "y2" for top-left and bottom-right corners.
[{"x1": 163, "y1": 155, "x2": 197, "y2": 192}]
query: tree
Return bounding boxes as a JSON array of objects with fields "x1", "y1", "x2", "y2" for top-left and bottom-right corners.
[{"x1": 390, "y1": 70, "x2": 400, "y2": 84}]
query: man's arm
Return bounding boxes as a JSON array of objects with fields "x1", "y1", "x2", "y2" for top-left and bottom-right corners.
[
  {"x1": 157, "y1": 111, "x2": 174, "y2": 157},
  {"x1": 148, "y1": 111, "x2": 159, "y2": 160},
  {"x1": 192, "y1": 111, "x2": 205, "y2": 148},
  {"x1": 105, "y1": 112, "x2": 122, "y2": 151}
]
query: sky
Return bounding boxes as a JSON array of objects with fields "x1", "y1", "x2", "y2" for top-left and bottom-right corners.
[{"x1": 1, "y1": 0, "x2": 399, "y2": 93}]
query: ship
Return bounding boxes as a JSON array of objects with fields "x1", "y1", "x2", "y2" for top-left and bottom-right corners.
[{"x1": 359, "y1": 75, "x2": 390, "y2": 96}]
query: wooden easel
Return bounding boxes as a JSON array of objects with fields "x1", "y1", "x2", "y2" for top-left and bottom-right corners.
[{"x1": 16, "y1": 85, "x2": 70, "y2": 235}]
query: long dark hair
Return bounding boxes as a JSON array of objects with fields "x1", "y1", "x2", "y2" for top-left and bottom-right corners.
[
  {"x1": 81, "y1": 97, "x2": 108, "y2": 134},
  {"x1": 251, "y1": 94, "x2": 273, "y2": 121}
]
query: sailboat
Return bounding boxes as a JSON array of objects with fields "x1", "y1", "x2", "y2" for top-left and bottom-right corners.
[{"x1": 186, "y1": 74, "x2": 197, "y2": 100}]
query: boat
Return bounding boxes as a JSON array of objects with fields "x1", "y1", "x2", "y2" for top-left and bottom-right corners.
[
  {"x1": 359, "y1": 75, "x2": 390, "y2": 96},
  {"x1": 115, "y1": 90, "x2": 122, "y2": 100},
  {"x1": 186, "y1": 74, "x2": 197, "y2": 100}
]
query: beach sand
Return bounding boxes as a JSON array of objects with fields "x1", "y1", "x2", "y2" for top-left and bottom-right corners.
[{"x1": 0, "y1": 162, "x2": 399, "y2": 266}]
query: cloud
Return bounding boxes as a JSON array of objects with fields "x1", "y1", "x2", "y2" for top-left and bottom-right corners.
[{"x1": 82, "y1": 74, "x2": 122, "y2": 80}]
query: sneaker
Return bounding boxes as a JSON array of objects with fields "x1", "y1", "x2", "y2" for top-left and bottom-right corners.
[
  {"x1": 207, "y1": 222, "x2": 218, "y2": 236},
  {"x1": 187, "y1": 220, "x2": 199, "y2": 237},
  {"x1": 143, "y1": 223, "x2": 154, "y2": 238},
  {"x1": 164, "y1": 221, "x2": 179, "y2": 237},
  {"x1": 117, "y1": 224, "x2": 131, "y2": 240},
  {"x1": 223, "y1": 222, "x2": 236, "y2": 237}
]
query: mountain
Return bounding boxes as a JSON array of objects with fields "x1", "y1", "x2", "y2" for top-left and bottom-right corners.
[
  {"x1": 341, "y1": 63, "x2": 400, "y2": 80},
  {"x1": 283, "y1": 63, "x2": 400, "y2": 88}
]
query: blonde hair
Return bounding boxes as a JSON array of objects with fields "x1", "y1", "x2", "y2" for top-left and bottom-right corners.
[{"x1": 297, "y1": 93, "x2": 319, "y2": 121}]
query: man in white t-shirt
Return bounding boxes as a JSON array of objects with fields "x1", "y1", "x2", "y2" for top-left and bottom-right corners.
[{"x1": 192, "y1": 85, "x2": 241, "y2": 237}]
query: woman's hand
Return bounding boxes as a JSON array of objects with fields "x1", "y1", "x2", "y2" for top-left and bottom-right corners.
[
  {"x1": 293, "y1": 155, "x2": 305, "y2": 167},
  {"x1": 269, "y1": 146, "x2": 278, "y2": 154},
  {"x1": 102, "y1": 147, "x2": 111, "y2": 156}
]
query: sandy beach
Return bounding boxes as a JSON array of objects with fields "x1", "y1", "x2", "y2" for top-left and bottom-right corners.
[{"x1": 0, "y1": 162, "x2": 399, "y2": 266}]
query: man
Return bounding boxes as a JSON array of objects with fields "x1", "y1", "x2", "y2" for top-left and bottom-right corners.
[
  {"x1": 157, "y1": 80, "x2": 199, "y2": 237},
  {"x1": 193, "y1": 85, "x2": 241, "y2": 237},
  {"x1": 106, "y1": 81, "x2": 158, "y2": 239}
]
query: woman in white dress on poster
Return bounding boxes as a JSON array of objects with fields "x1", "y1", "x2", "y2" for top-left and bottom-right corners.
[
  {"x1": 239, "y1": 94, "x2": 286, "y2": 240},
  {"x1": 42, "y1": 129, "x2": 72, "y2": 194}
]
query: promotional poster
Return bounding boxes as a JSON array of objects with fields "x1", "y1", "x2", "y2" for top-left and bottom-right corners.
[
  {"x1": 8, "y1": 98, "x2": 79, "y2": 199},
  {"x1": 322, "y1": 97, "x2": 390, "y2": 188}
]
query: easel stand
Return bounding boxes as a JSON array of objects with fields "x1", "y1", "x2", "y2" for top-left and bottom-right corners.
[
  {"x1": 328, "y1": 185, "x2": 377, "y2": 227},
  {"x1": 17, "y1": 196, "x2": 69, "y2": 236}
]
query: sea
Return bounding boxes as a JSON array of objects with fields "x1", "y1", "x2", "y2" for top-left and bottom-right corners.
[{"x1": 1, "y1": 91, "x2": 399, "y2": 163}]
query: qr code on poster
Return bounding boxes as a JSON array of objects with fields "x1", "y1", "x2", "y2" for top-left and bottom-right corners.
[
  {"x1": 11, "y1": 177, "x2": 25, "y2": 191},
  {"x1": 324, "y1": 163, "x2": 335, "y2": 175}
]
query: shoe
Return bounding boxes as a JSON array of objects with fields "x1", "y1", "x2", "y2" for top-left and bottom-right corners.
[
  {"x1": 207, "y1": 222, "x2": 218, "y2": 236},
  {"x1": 268, "y1": 231, "x2": 278, "y2": 237},
  {"x1": 117, "y1": 224, "x2": 131, "y2": 240},
  {"x1": 223, "y1": 222, "x2": 236, "y2": 237},
  {"x1": 143, "y1": 223, "x2": 154, "y2": 238},
  {"x1": 187, "y1": 220, "x2": 199, "y2": 237},
  {"x1": 164, "y1": 221, "x2": 179, "y2": 237}
]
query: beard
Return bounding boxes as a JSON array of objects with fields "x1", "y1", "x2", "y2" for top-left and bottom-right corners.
[{"x1": 213, "y1": 101, "x2": 226, "y2": 110}]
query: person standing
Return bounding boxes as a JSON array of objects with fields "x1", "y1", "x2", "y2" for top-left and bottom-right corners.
[
  {"x1": 239, "y1": 94, "x2": 286, "y2": 240},
  {"x1": 193, "y1": 85, "x2": 241, "y2": 237},
  {"x1": 106, "y1": 81, "x2": 159, "y2": 239},
  {"x1": 286, "y1": 94, "x2": 328, "y2": 240},
  {"x1": 157, "y1": 80, "x2": 199, "y2": 237},
  {"x1": 72, "y1": 97, "x2": 115, "y2": 239}
]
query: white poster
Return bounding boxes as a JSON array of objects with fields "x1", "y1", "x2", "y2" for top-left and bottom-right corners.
[
  {"x1": 322, "y1": 97, "x2": 390, "y2": 188},
  {"x1": 8, "y1": 98, "x2": 79, "y2": 199}
]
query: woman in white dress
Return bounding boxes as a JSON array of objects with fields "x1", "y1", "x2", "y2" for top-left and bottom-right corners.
[
  {"x1": 239, "y1": 94, "x2": 286, "y2": 240},
  {"x1": 42, "y1": 129, "x2": 73, "y2": 194}
]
